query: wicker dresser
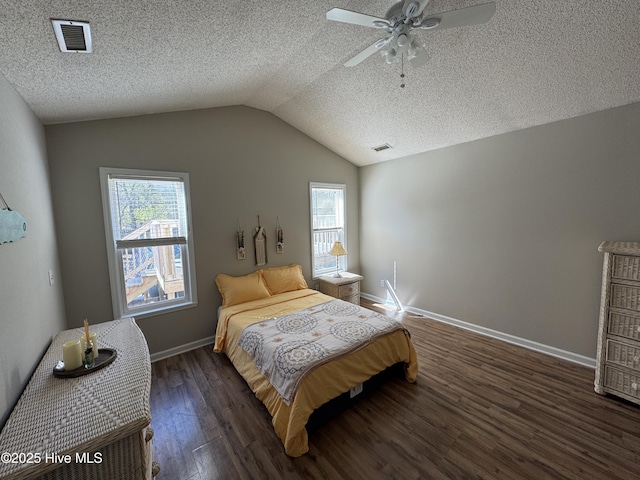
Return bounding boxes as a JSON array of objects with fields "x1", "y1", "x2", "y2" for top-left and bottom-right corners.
[
  {"x1": 594, "y1": 241, "x2": 640, "y2": 405},
  {"x1": 0, "y1": 318, "x2": 159, "y2": 480},
  {"x1": 319, "y1": 272, "x2": 363, "y2": 305}
]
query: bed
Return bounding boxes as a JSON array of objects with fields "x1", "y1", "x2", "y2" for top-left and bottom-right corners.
[{"x1": 213, "y1": 264, "x2": 418, "y2": 457}]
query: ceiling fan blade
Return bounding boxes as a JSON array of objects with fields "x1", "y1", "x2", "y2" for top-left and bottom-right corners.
[
  {"x1": 416, "y1": 0, "x2": 431, "y2": 16},
  {"x1": 420, "y1": 2, "x2": 496, "y2": 31},
  {"x1": 326, "y1": 8, "x2": 389, "y2": 28},
  {"x1": 409, "y1": 48, "x2": 430, "y2": 68},
  {"x1": 344, "y1": 38, "x2": 389, "y2": 67}
]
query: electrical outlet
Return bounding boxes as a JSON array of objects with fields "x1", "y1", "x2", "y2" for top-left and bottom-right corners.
[
  {"x1": 48, "y1": 269, "x2": 55, "y2": 286},
  {"x1": 350, "y1": 383, "x2": 363, "y2": 398},
  {"x1": 380, "y1": 279, "x2": 385, "y2": 287}
]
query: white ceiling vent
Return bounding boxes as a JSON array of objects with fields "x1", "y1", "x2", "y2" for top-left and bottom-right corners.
[
  {"x1": 51, "y1": 19, "x2": 92, "y2": 53},
  {"x1": 372, "y1": 143, "x2": 392, "y2": 152}
]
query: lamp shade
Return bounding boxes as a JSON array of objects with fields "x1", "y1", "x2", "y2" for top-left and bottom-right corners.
[{"x1": 329, "y1": 241, "x2": 347, "y2": 256}]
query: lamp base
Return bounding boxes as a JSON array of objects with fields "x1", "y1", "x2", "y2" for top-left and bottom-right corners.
[{"x1": 333, "y1": 272, "x2": 342, "y2": 278}]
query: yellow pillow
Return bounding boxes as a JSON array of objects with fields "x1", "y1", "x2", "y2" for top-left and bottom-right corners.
[
  {"x1": 260, "y1": 264, "x2": 308, "y2": 295},
  {"x1": 215, "y1": 271, "x2": 271, "y2": 307}
]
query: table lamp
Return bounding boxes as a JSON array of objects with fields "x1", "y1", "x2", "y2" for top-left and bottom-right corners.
[{"x1": 329, "y1": 241, "x2": 347, "y2": 278}]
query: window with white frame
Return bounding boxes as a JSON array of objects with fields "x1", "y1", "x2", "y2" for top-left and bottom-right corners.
[
  {"x1": 310, "y1": 182, "x2": 346, "y2": 278},
  {"x1": 99, "y1": 167, "x2": 197, "y2": 318}
]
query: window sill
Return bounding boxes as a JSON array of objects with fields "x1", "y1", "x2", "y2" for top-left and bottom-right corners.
[{"x1": 122, "y1": 300, "x2": 198, "y2": 320}]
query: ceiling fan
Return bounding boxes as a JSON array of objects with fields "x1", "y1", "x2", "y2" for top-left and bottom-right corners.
[{"x1": 326, "y1": 1, "x2": 496, "y2": 68}]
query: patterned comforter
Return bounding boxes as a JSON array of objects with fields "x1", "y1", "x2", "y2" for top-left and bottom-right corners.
[
  {"x1": 214, "y1": 289, "x2": 418, "y2": 457},
  {"x1": 238, "y1": 299, "x2": 408, "y2": 404}
]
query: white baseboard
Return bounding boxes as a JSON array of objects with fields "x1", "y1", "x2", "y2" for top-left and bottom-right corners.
[
  {"x1": 150, "y1": 335, "x2": 216, "y2": 363},
  {"x1": 360, "y1": 293, "x2": 596, "y2": 369}
]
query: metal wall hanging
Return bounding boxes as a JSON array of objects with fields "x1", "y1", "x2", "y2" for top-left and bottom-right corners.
[
  {"x1": 0, "y1": 193, "x2": 27, "y2": 244},
  {"x1": 254, "y1": 215, "x2": 267, "y2": 266},
  {"x1": 276, "y1": 216, "x2": 284, "y2": 254},
  {"x1": 236, "y1": 218, "x2": 245, "y2": 260}
]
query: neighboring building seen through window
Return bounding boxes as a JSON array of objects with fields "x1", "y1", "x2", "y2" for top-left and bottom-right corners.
[
  {"x1": 100, "y1": 167, "x2": 197, "y2": 318},
  {"x1": 310, "y1": 182, "x2": 346, "y2": 278}
]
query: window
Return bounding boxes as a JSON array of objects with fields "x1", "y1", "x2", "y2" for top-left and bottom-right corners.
[
  {"x1": 310, "y1": 182, "x2": 346, "y2": 278},
  {"x1": 100, "y1": 167, "x2": 197, "y2": 318}
]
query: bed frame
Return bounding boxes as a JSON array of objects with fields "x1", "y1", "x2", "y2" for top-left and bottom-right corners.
[{"x1": 306, "y1": 362, "x2": 404, "y2": 432}]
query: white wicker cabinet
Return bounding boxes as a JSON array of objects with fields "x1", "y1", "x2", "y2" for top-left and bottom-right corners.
[
  {"x1": 594, "y1": 241, "x2": 640, "y2": 405},
  {"x1": 319, "y1": 272, "x2": 363, "y2": 305},
  {"x1": 0, "y1": 318, "x2": 159, "y2": 480}
]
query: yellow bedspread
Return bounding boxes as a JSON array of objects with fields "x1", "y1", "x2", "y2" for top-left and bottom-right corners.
[{"x1": 214, "y1": 289, "x2": 418, "y2": 457}]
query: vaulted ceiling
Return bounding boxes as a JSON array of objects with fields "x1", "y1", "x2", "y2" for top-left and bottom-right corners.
[{"x1": 1, "y1": 1, "x2": 639, "y2": 166}]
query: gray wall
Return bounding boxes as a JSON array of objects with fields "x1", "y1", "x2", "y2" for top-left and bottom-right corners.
[
  {"x1": 360, "y1": 102, "x2": 640, "y2": 358},
  {"x1": 45, "y1": 106, "x2": 359, "y2": 355},
  {"x1": 0, "y1": 73, "x2": 67, "y2": 426}
]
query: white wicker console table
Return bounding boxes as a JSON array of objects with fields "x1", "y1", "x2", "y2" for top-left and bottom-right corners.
[{"x1": 0, "y1": 318, "x2": 159, "y2": 480}]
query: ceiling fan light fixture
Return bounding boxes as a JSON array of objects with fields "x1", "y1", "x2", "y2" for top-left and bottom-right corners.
[
  {"x1": 408, "y1": 37, "x2": 422, "y2": 59},
  {"x1": 384, "y1": 48, "x2": 399, "y2": 64},
  {"x1": 326, "y1": 2, "x2": 496, "y2": 68}
]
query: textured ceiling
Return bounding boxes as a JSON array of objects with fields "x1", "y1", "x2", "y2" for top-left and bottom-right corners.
[{"x1": 0, "y1": 0, "x2": 639, "y2": 166}]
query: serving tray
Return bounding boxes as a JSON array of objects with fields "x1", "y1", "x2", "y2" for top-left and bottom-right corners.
[{"x1": 53, "y1": 348, "x2": 117, "y2": 378}]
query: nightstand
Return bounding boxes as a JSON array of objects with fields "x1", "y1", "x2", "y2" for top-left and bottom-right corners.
[{"x1": 319, "y1": 272, "x2": 364, "y2": 305}]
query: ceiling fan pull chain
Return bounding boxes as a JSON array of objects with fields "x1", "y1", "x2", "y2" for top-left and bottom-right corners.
[{"x1": 400, "y1": 53, "x2": 406, "y2": 88}]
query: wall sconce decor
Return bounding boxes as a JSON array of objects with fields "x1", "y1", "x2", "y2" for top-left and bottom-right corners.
[
  {"x1": 236, "y1": 218, "x2": 245, "y2": 260},
  {"x1": 254, "y1": 215, "x2": 267, "y2": 266},
  {"x1": 276, "y1": 216, "x2": 284, "y2": 254}
]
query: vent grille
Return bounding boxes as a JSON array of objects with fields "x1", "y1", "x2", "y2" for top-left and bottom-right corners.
[
  {"x1": 51, "y1": 19, "x2": 92, "y2": 53},
  {"x1": 60, "y1": 25, "x2": 86, "y2": 50},
  {"x1": 372, "y1": 143, "x2": 392, "y2": 152}
]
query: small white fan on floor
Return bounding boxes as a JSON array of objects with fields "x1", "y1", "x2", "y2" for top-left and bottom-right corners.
[{"x1": 326, "y1": 1, "x2": 496, "y2": 68}]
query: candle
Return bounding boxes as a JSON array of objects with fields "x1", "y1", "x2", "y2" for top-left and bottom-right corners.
[{"x1": 62, "y1": 340, "x2": 83, "y2": 370}]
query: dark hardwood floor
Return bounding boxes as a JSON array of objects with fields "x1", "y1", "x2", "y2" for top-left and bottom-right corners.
[{"x1": 150, "y1": 299, "x2": 640, "y2": 479}]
